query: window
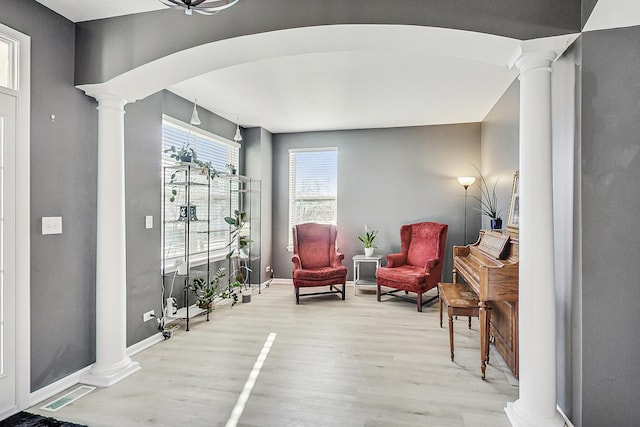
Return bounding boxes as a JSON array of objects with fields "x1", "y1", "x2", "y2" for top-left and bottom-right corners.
[
  {"x1": 0, "y1": 34, "x2": 17, "y2": 90},
  {"x1": 162, "y1": 115, "x2": 240, "y2": 268},
  {"x1": 288, "y1": 148, "x2": 338, "y2": 249}
]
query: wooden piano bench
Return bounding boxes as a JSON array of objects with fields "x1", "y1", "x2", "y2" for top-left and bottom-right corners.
[{"x1": 438, "y1": 282, "x2": 481, "y2": 362}]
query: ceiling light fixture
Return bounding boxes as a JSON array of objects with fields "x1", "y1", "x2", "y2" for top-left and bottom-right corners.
[
  {"x1": 190, "y1": 99, "x2": 201, "y2": 126},
  {"x1": 159, "y1": 0, "x2": 239, "y2": 16},
  {"x1": 234, "y1": 119, "x2": 243, "y2": 142}
]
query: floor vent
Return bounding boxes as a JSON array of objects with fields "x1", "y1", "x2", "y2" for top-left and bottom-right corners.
[{"x1": 40, "y1": 385, "x2": 96, "y2": 412}]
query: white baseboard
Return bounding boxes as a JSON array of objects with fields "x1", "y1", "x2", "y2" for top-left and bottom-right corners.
[
  {"x1": 127, "y1": 332, "x2": 164, "y2": 357},
  {"x1": 29, "y1": 365, "x2": 92, "y2": 407},
  {"x1": 557, "y1": 405, "x2": 574, "y2": 427},
  {"x1": 29, "y1": 332, "x2": 164, "y2": 407},
  {"x1": 269, "y1": 278, "x2": 293, "y2": 286}
]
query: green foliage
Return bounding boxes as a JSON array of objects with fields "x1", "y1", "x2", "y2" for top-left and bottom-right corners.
[
  {"x1": 187, "y1": 268, "x2": 226, "y2": 312},
  {"x1": 357, "y1": 225, "x2": 378, "y2": 248},
  {"x1": 165, "y1": 146, "x2": 220, "y2": 202},
  {"x1": 224, "y1": 210, "x2": 253, "y2": 289},
  {"x1": 164, "y1": 142, "x2": 197, "y2": 163},
  {"x1": 469, "y1": 164, "x2": 502, "y2": 220}
]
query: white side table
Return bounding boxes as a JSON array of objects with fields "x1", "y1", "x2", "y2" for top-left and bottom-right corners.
[{"x1": 353, "y1": 254, "x2": 383, "y2": 294}]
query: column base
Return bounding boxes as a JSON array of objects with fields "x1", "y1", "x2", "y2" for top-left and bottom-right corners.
[
  {"x1": 505, "y1": 400, "x2": 565, "y2": 427},
  {"x1": 80, "y1": 360, "x2": 140, "y2": 388}
]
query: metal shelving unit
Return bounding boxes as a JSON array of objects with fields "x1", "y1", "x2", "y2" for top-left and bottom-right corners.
[{"x1": 161, "y1": 166, "x2": 261, "y2": 330}]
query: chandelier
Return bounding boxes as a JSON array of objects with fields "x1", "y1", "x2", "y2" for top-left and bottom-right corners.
[{"x1": 159, "y1": 0, "x2": 239, "y2": 16}]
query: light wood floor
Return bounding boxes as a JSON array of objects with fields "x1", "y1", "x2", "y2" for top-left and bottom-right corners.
[{"x1": 29, "y1": 283, "x2": 518, "y2": 426}]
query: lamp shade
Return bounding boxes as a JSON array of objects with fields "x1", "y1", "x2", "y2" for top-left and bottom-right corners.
[
  {"x1": 234, "y1": 122, "x2": 242, "y2": 142},
  {"x1": 190, "y1": 99, "x2": 201, "y2": 126},
  {"x1": 457, "y1": 176, "x2": 476, "y2": 187}
]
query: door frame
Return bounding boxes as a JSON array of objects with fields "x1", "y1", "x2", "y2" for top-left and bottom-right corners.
[{"x1": 0, "y1": 23, "x2": 30, "y2": 417}]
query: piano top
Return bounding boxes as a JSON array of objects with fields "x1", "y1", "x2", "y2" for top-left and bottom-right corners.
[{"x1": 453, "y1": 230, "x2": 519, "y2": 302}]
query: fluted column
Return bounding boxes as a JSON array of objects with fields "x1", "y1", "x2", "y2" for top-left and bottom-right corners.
[
  {"x1": 505, "y1": 41, "x2": 570, "y2": 426},
  {"x1": 79, "y1": 86, "x2": 140, "y2": 387}
]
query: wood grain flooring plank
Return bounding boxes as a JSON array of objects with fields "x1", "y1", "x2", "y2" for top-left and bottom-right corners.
[{"x1": 29, "y1": 283, "x2": 517, "y2": 426}]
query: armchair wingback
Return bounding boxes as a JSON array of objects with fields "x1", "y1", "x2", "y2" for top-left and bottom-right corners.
[
  {"x1": 376, "y1": 221, "x2": 448, "y2": 312},
  {"x1": 292, "y1": 223, "x2": 347, "y2": 304}
]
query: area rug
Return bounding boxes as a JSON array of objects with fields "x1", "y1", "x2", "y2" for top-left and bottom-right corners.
[{"x1": 0, "y1": 412, "x2": 87, "y2": 427}]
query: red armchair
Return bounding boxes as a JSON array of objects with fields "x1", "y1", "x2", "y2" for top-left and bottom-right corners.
[
  {"x1": 376, "y1": 221, "x2": 448, "y2": 312},
  {"x1": 292, "y1": 223, "x2": 348, "y2": 304}
]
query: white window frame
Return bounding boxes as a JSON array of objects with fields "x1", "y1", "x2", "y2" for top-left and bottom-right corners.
[
  {"x1": 0, "y1": 23, "x2": 30, "y2": 415},
  {"x1": 0, "y1": 33, "x2": 18, "y2": 91},
  {"x1": 287, "y1": 147, "x2": 338, "y2": 250}
]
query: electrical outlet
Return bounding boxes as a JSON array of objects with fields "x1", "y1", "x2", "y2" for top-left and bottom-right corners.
[
  {"x1": 265, "y1": 265, "x2": 271, "y2": 273},
  {"x1": 143, "y1": 310, "x2": 155, "y2": 322}
]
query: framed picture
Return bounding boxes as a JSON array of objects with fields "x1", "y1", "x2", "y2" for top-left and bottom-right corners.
[{"x1": 507, "y1": 171, "x2": 519, "y2": 237}]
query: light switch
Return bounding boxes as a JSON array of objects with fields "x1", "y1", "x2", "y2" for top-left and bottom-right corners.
[
  {"x1": 145, "y1": 215, "x2": 153, "y2": 229},
  {"x1": 42, "y1": 217, "x2": 62, "y2": 235}
]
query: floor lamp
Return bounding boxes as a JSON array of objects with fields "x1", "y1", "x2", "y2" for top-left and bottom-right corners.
[{"x1": 458, "y1": 176, "x2": 476, "y2": 244}]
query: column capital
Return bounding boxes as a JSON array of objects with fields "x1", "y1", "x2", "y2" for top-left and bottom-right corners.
[
  {"x1": 508, "y1": 33, "x2": 579, "y2": 75},
  {"x1": 76, "y1": 83, "x2": 136, "y2": 111}
]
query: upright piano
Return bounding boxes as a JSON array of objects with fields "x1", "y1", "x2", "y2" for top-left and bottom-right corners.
[{"x1": 452, "y1": 230, "x2": 519, "y2": 378}]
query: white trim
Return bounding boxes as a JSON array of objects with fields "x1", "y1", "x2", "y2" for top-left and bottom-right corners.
[
  {"x1": 288, "y1": 147, "x2": 337, "y2": 154},
  {"x1": 28, "y1": 366, "x2": 92, "y2": 407},
  {"x1": 126, "y1": 332, "x2": 164, "y2": 357},
  {"x1": 0, "y1": 22, "x2": 31, "y2": 415},
  {"x1": 557, "y1": 405, "x2": 574, "y2": 427},
  {"x1": 269, "y1": 278, "x2": 293, "y2": 286},
  {"x1": 163, "y1": 114, "x2": 240, "y2": 150},
  {"x1": 0, "y1": 33, "x2": 18, "y2": 91},
  {"x1": 163, "y1": 250, "x2": 228, "y2": 274},
  {"x1": 29, "y1": 332, "x2": 164, "y2": 407}
]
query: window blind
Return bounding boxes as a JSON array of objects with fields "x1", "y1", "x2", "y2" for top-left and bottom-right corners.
[
  {"x1": 288, "y1": 148, "x2": 338, "y2": 248},
  {"x1": 162, "y1": 116, "x2": 240, "y2": 267}
]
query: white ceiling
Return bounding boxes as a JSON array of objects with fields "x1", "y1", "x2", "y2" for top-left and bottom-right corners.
[
  {"x1": 34, "y1": 0, "x2": 640, "y2": 133},
  {"x1": 35, "y1": 0, "x2": 165, "y2": 22}
]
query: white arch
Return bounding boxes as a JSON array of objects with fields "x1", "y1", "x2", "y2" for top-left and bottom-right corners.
[{"x1": 81, "y1": 25, "x2": 521, "y2": 101}]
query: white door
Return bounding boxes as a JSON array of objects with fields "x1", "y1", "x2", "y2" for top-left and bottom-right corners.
[{"x1": 0, "y1": 92, "x2": 17, "y2": 415}]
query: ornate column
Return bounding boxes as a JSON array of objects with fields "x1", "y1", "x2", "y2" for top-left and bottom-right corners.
[
  {"x1": 505, "y1": 37, "x2": 576, "y2": 427},
  {"x1": 78, "y1": 85, "x2": 140, "y2": 387}
]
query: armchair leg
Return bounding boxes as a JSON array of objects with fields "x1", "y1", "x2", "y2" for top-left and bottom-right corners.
[
  {"x1": 342, "y1": 283, "x2": 346, "y2": 300},
  {"x1": 417, "y1": 292, "x2": 423, "y2": 312},
  {"x1": 295, "y1": 287, "x2": 300, "y2": 305},
  {"x1": 376, "y1": 284, "x2": 381, "y2": 302}
]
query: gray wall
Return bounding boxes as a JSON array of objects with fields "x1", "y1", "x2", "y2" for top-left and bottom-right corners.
[
  {"x1": 0, "y1": 0, "x2": 100, "y2": 391},
  {"x1": 581, "y1": 0, "x2": 599, "y2": 28},
  {"x1": 125, "y1": 90, "x2": 243, "y2": 343},
  {"x1": 243, "y1": 127, "x2": 273, "y2": 283},
  {"x1": 0, "y1": 0, "x2": 246, "y2": 389},
  {"x1": 124, "y1": 92, "x2": 163, "y2": 345},
  {"x1": 480, "y1": 80, "x2": 520, "y2": 230},
  {"x1": 74, "y1": 0, "x2": 581, "y2": 85},
  {"x1": 1, "y1": 0, "x2": 256, "y2": 389},
  {"x1": 580, "y1": 26, "x2": 640, "y2": 427},
  {"x1": 552, "y1": 42, "x2": 582, "y2": 424},
  {"x1": 271, "y1": 124, "x2": 482, "y2": 284}
]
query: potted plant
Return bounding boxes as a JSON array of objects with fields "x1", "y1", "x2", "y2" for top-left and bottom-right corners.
[
  {"x1": 224, "y1": 209, "x2": 253, "y2": 301},
  {"x1": 470, "y1": 165, "x2": 503, "y2": 230},
  {"x1": 166, "y1": 155, "x2": 220, "y2": 203},
  {"x1": 165, "y1": 141, "x2": 197, "y2": 163},
  {"x1": 187, "y1": 267, "x2": 226, "y2": 320},
  {"x1": 226, "y1": 163, "x2": 237, "y2": 175},
  {"x1": 358, "y1": 225, "x2": 378, "y2": 257}
]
